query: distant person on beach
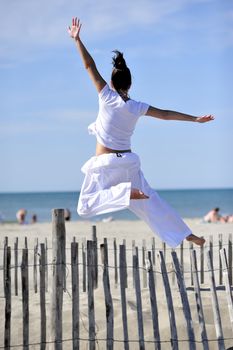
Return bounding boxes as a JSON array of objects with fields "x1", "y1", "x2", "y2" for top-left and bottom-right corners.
[
  {"x1": 204, "y1": 208, "x2": 233, "y2": 223},
  {"x1": 64, "y1": 208, "x2": 71, "y2": 221},
  {"x1": 203, "y1": 207, "x2": 221, "y2": 223},
  {"x1": 31, "y1": 214, "x2": 37, "y2": 224},
  {"x1": 68, "y1": 18, "x2": 214, "y2": 247},
  {"x1": 16, "y1": 209, "x2": 27, "y2": 224}
]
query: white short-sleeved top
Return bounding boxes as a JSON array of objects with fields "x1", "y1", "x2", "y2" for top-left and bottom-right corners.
[{"x1": 88, "y1": 84, "x2": 149, "y2": 150}]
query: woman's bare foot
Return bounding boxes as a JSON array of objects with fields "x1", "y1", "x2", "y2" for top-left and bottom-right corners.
[
  {"x1": 130, "y1": 188, "x2": 149, "y2": 200},
  {"x1": 186, "y1": 234, "x2": 205, "y2": 246}
]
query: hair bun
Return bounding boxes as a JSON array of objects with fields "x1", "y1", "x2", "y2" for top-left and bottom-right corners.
[{"x1": 112, "y1": 50, "x2": 127, "y2": 70}]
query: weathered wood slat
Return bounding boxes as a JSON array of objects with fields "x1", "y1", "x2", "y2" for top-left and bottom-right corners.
[
  {"x1": 219, "y1": 234, "x2": 223, "y2": 285},
  {"x1": 142, "y1": 239, "x2": 147, "y2": 288},
  {"x1": 171, "y1": 251, "x2": 196, "y2": 350},
  {"x1": 189, "y1": 242, "x2": 194, "y2": 286},
  {"x1": 191, "y1": 250, "x2": 209, "y2": 350},
  {"x1": 51, "y1": 209, "x2": 65, "y2": 350},
  {"x1": 101, "y1": 239, "x2": 114, "y2": 350},
  {"x1": 21, "y1": 248, "x2": 29, "y2": 350},
  {"x1": 3, "y1": 236, "x2": 8, "y2": 297},
  {"x1": 92, "y1": 225, "x2": 98, "y2": 289},
  {"x1": 132, "y1": 240, "x2": 136, "y2": 288},
  {"x1": 180, "y1": 242, "x2": 184, "y2": 274},
  {"x1": 71, "y1": 242, "x2": 79, "y2": 350},
  {"x1": 159, "y1": 251, "x2": 178, "y2": 350},
  {"x1": 228, "y1": 234, "x2": 232, "y2": 285},
  {"x1": 209, "y1": 235, "x2": 213, "y2": 262},
  {"x1": 206, "y1": 250, "x2": 225, "y2": 350},
  {"x1": 4, "y1": 246, "x2": 11, "y2": 350},
  {"x1": 34, "y1": 238, "x2": 38, "y2": 293},
  {"x1": 162, "y1": 242, "x2": 166, "y2": 262},
  {"x1": 82, "y1": 238, "x2": 86, "y2": 293},
  {"x1": 123, "y1": 239, "x2": 128, "y2": 288},
  {"x1": 147, "y1": 251, "x2": 161, "y2": 350},
  {"x1": 200, "y1": 244, "x2": 204, "y2": 284},
  {"x1": 87, "y1": 240, "x2": 96, "y2": 350},
  {"x1": 151, "y1": 237, "x2": 156, "y2": 266},
  {"x1": 119, "y1": 244, "x2": 129, "y2": 350},
  {"x1": 113, "y1": 238, "x2": 118, "y2": 287},
  {"x1": 62, "y1": 221, "x2": 66, "y2": 292},
  {"x1": 220, "y1": 248, "x2": 233, "y2": 334},
  {"x1": 14, "y1": 237, "x2": 18, "y2": 296},
  {"x1": 133, "y1": 247, "x2": 145, "y2": 350},
  {"x1": 40, "y1": 243, "x2": 46, "y2": 350},
  {"x1": 44, "y1": 238, "x2": 48, "y2": 293}
]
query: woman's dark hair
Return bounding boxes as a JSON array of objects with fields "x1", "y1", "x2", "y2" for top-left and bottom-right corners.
[{"x1": 111, "y1": 50, "x2": 132, "y2": 92}]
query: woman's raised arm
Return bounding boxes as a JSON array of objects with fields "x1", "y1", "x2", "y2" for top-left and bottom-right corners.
[
  {"x1": 68, "y1": 18, "x2": 106, "y2": 93},
  {"x1": 145, "y1": 106, "x2": 214, "y2": 123}
]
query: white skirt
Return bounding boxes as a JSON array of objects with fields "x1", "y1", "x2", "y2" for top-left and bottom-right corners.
[{"x1": 77, "y1": 152, "x2": 191, "y2": 247}]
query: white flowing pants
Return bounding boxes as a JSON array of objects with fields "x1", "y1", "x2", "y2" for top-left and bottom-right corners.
[{"x1": 77, "y1": 152, "x2": 192, "y2": 247}]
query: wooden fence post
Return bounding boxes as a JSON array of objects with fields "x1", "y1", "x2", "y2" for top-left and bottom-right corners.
[
  {"x1": 40, "y1": 243, "x2": 46, "y2": 350},
  {"x1": 87, "y1": 240, "x2": 96, "y2": 350},
  {"x1": 14, "y1": 237, "x2": 18, "y2": 296},
  {"x1": 159, "y1": 251, "x2": 178, "y2": 350},
  {"x1": 220, "y1": 248, "x2": 233, "y2": 334},
  {"x1": 147, "y1": 251, "x2": 161, "y2": 350},
  {"x1": 171, "y1": 251, "x2": 196, "y2": 350},
  {"x1": 21, "y1": 248, "x2": 29, "y2": 350},
  {"x1": 51, "y1": 208, "x2": 65, "y2": 350},
  {"x1": 4, "y1": 247, "x2": 11, "y2": 350},
  {"x1": 133, "y1": 247, "x2": 145, "y2": 350},
  {"x1": 206, "y1": 250, "x2": 225, "y2": 349},
  {"x1": 101, "y1": 240, "x2": 114, "y2": 350},
  {"x1": 71, "y1": 241, "x2": 79, "y2": 350},
  {"x1": 191, "y1": 250, "x2": 209, "y2": 350}
]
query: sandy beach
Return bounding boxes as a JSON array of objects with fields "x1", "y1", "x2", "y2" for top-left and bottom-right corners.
[{"x1": 0, "y1": 218, "x2": 233, "y2": 349}]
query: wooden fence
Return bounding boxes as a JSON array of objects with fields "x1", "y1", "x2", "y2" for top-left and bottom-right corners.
[{"x1": 1, "y1": 208, "x2": 233, "y2": 349}]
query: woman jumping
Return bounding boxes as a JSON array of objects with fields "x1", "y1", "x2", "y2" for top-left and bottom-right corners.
[{"x1": 68, "y1": 18, "x2": 214, "y2": 248}]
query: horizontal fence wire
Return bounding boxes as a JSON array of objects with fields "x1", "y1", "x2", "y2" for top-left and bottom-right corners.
[
  {"x1": 0, "y1": 336, "x2": 233, "y2": 349},
  {"x1": 0, "y1": 241, "x2": 232, "y2": 251},
  {"x1": 1, "y1": 261, "x2": 232, "y2": 275}
]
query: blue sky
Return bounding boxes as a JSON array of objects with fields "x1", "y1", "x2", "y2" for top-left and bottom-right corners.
[{"x1": 0, "y1": 0, "x2": 232, "y2": 192}]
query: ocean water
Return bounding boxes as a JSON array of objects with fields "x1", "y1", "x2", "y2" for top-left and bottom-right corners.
[{"x1": 0, "y1": 189, "x2": 232, "y2": 223}]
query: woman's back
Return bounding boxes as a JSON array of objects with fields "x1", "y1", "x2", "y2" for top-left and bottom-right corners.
[{"x1": 88, "y1": 84, "x2": 149, "y2": 150}]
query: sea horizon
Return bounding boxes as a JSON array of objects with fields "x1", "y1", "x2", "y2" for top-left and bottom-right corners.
[
  {"x1": 0, "y1": 186, "x2": 232, "y2": 195},
  {"x1": 0, "y1": 188, "x2": 232, "y2": 223}
]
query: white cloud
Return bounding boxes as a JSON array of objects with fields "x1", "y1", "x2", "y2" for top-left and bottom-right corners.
[
  {"x1": 0, "y1": 0, "x2": 204, "y2": 46},
  {"x1": 0, "y1": 0, "x2": 231, "y2": 65}
]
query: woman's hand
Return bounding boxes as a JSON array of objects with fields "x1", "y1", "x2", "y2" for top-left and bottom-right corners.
[
  {"x1": 68, "y1": 17, "x2": 82, "y2": 40},
  {"x1": 196, "y1": 115, "x2": 215, "y2": 123}
]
